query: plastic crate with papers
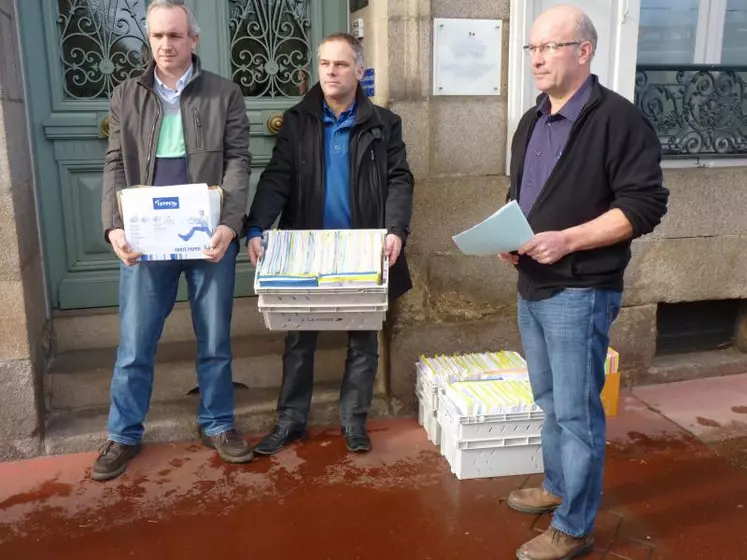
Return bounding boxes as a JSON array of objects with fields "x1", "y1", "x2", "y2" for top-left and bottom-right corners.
[
  {"x1": 415, "y1": 351, "x2": 528, "y2": 445},
  {"x1": 254, "y1": 229, "x2": 389, "y2": 331},
  {"x1": 438, "y1": 379, "x2": 544, "y2": 480}
]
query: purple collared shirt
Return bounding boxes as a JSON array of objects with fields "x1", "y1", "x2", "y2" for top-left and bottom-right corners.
[{"x1": 518, "y1": 77, "x2": 593, "y2": 215}]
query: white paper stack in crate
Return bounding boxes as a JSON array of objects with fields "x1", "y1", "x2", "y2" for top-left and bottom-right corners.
[
  {"x1": 254, "y1": 229, "x2": 389, "y2": 331},
  {"x1": 438, "y1": 379, "x2": 544, "y2": 480},
  {"x1": 415, "y1": 351, "x2": 527, "y2": 446}
]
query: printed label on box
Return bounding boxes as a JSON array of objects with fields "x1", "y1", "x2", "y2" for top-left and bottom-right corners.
[{"x1": 119, "y1": 183, "x2": 221, "y2": 261}]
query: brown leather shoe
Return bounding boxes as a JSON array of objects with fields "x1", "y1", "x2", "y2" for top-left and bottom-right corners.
[
  {"x1": 516, "y1": 527, "x2": 594, "y2": 560},
  {"x1": 508, "y1": 487, "x2": 563, "y2": 514}
]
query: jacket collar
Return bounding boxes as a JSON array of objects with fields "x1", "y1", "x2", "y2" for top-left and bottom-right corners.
[
  {"x1": 138, "y1": 53, "x2": 203, "y2": 90},
  {"x1": 302, "y1": 82, "x2": 379, "y2": 127}
]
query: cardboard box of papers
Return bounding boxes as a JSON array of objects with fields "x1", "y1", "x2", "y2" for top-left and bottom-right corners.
[
  {"x1": 117, "y1": 184, "x2": 222, "y2": 261},
  {"x1": 602, "y1": 347, "x2": 621, "y2": 417},
  {"x1": 254, "y1": 229, "x2": 389, "y2": 331}
]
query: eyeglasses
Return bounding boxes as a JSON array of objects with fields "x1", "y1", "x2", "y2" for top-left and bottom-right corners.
[{"x1": 522, "y1": 41, "x2": 582, "y2": 55}]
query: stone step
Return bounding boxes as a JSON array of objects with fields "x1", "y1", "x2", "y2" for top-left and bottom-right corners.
[
  {"x1": 43, "y1": 383, "x2": 395, "y2": 455},
  {"x1": 52, "y1": 297, "x2": 269, "y2": 353},
  {"x1": 46, "y1": 331, "x2": 351, "y2": 412}
]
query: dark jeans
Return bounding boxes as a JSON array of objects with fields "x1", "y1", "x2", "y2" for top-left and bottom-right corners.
[{"x1": 277, "y1": 330, "x2": 379, "y2": 428}]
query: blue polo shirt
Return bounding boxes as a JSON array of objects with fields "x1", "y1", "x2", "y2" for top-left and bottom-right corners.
[
  {"x1": 518, "y1": 77, "x2": 592, "y2": 215},
  {"x1": 247, "y1": 101, "x2": 356, "y2": 240},
  {"x1": 321, "y1": 100, "x2": 355, "y2": 229}
]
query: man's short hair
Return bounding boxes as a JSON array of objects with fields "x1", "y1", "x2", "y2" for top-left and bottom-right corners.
[
  {"x1": 318, "y1": 32, "x2": 365, "y2": 68},
  {"x1": 575, "y1": 11, "x2": 597, "y2": 55},
  {"x1": 146, "y1": 0, "x2": 201, "y2": 37}
]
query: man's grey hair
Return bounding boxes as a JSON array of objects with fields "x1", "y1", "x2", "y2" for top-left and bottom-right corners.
[
  {"x1": 146, "y1": 0, "x2": 201, "y2": 37},
  {"x1": 575, "y1": 11, "x2": 597, "y2": 56},
  {"x1": 317, "y1": 32, "x2": 365, "y2": 69}
]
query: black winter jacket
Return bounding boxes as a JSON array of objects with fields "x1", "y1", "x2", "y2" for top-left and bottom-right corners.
[
  {"x1": 509, "y1": 76, "x2": 669, "y2": 300},
  {"x1": 245, "y1": 83, "x2": 414, "y2": 300}
]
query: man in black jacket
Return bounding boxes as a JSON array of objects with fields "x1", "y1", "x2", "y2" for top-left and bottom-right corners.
[
  {"x1": 244, "y1": 33, "x2": 414, "y2": 454},
  {"x1": 498, "y1": 6, "x2": 668, "y2": 560}
]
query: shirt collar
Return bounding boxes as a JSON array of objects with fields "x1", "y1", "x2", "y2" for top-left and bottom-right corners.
[
  {"x1": 537, "y1": 75, "x2": 592, "y2": 122},
  {"x1": 154, "y1": 64, "x2": 193, "y2": 94},
  {"x1": 323, "y1": 99, "x2": 357, "y2": 123}
]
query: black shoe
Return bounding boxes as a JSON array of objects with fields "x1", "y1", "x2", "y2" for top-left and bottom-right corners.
[
  {"x1": 201, "y1": 429, "x2": 254, "y2": 464},
  {"x1": 342, "y1": 425, "x2": 371, "y2": 453},
  {"x1": 253, "y1": 422, "x2": 305, "y2": 455},
  {"x1": 91, "y1": 441, "x2": 141, "y2": 481}
]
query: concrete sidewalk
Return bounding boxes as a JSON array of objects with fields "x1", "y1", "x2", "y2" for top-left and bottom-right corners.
[{"x1": 2, "y1": 375, "x2": 747, "y2": 559}]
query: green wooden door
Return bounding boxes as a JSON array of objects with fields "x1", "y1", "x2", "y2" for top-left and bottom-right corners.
[{"x1": 18, "y1": 0, "x2": 348, "y2": 309}]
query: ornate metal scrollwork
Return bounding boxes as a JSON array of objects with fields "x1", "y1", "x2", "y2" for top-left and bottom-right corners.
[
  {"x1": 228, "y1": 0, "x2": 312, "y2": 98},
  {"x1": 635, "y1": 65, "x2": 747, "y2": 157},
  {"x1": 56, "y1": 0, "x2": 150, "y2": 99}
]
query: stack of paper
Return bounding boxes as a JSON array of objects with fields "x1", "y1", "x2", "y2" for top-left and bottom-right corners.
[
  {"x1": 418, "y1": 351, "x2": 528, "y2": 386},
  {"x1": 257, "y1": 229, "x2": 385, "y2": 287},
  {"x1": 452, "y1": 200, "x2": 534, "y2": 256},
  {"x1": 442, "y1": 379, "x2": 541, "y2": 416}
]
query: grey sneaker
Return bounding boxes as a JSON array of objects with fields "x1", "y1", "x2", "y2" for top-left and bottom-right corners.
[
  {"x1": 91, "y1": 441, "x2": 141, "y2": 481},
  {"x1": 201, "y1": 429, "x2": 254, "y2": 464}
]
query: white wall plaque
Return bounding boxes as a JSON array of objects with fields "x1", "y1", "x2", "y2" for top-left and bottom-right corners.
[{"x1": 433, "y1": 18, "x2": 503, "y2": 96}]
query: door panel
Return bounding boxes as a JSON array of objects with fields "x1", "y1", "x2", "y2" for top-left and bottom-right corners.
[{"x1": 20, "y1": 0, "x2": 348, "y2": 309}]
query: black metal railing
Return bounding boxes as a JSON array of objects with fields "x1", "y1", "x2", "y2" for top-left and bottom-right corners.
[{"x1": 634, "y1": 65, "x2": 747, "y2": 158}]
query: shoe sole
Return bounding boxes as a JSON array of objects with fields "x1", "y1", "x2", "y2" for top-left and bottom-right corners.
[
  {"x1": 252, "y1": 432, "x2": 304, "y2": 456},
  {"x1": 345, "y1": 441, "x2": 371, "y2": 453},
  {"x1": 91, "y1": 463, "x2": 128, "y2": 482},
  {"x1": 516, "y1": 541, "x2": 593, "y2": 560},
  {"x1": 201, "y1": 437, "x2": 255, "y2": 464},
  {"x1": 91, "y1": 446, "x2": 141, "y2": 482},
  {"x1": 506, "y1": 499, "x2": 561, "y2": 515}
]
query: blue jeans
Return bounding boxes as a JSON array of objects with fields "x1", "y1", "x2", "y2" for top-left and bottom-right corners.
[
  {"x1": 107, "y1": 243, "x2": 238, "y2": 445},
  {"x1": 518, "y1": 288, "x2": 621, "y2": 537}
]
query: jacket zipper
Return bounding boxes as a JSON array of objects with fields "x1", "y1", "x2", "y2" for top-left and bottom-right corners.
[
  {"x1": 348, "y1": 127, "x2": 359, "y2": 227},
  {"x1": 194, "y1": 109, "x2": 202, "y2": 151},
  {"x1": 146, "y1": 97, "x2": 162, "y2": 184}
]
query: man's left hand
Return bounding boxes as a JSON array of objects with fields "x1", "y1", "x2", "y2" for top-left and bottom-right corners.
[
  {"x1": 518, "y1": 231, "x2": 572, "y2": 265},
  {"x1": 385, "y1": 233, "x2": 403, "y2": 266},
  {"x1": 203, "y1": 225, "x2": 235, "y2": 263}
]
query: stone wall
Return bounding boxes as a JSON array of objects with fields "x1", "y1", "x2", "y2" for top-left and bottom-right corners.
[{"x1": 0, "y1": 0, "x2": 49, "y2": 460}]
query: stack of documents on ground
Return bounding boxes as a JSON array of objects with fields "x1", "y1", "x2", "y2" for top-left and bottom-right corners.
[
  {"x1": 257, "y1": 229, "x2": 385, "y2": 287},
  {"x1": 442, "y1": 379, "x2": 541, "y2": 416},
  {"x1": 418, "y1": 350, "x2": 528, "y2": 386}
]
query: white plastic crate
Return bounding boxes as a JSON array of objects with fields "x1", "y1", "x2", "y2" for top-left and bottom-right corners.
[
  {"x1": 440, "y1": 428, "x2": 544, "y2": 480},
  {"x1": 260, "y1": 305, "x2": 387, "y2": 331},
  {"x1": 254, "y1": 229, "x2": 389, "y2": 308},
  {"x1": 417, "y1": 389, "x2": 442, "y2": 446},
  {"x1": 438, "y1": 395, "x2": 544, "y2": 443}
]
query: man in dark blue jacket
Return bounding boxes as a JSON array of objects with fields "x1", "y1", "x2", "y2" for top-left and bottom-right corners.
[
  {"x1": 498, "y1": 6, "x2": 668, "y2": 560},
  {"x1": 245, "y1": 33, "x2": 414, "y2": 455}
]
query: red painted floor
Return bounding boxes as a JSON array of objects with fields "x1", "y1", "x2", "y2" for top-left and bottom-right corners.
[{"x1": 1, "y1": 393, "x2": 747, "y2": 559}]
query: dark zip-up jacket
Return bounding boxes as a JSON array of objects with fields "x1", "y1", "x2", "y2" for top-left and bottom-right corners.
[
  {"x1": 508, "y1": 76, "x2": 669, "y2": 300},
  {"x1": 101, "y1": 54, "x2": 251, "y2": 239},
  {"x1": 244, "y1": 83, "x2": 415, "y2": 300}
]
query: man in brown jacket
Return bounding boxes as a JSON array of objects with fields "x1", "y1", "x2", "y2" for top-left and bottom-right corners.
[{"x1": 94, "y1": 0, "x2": 252, "y2": 482}]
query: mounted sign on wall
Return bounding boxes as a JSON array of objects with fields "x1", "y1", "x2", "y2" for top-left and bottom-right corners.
[
  {"x1": 361, "y1": 68, "x2": 375, "y2": 96},
  {"x1": 433, "y1": 18, "x2": 503, "y2": 96}
]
